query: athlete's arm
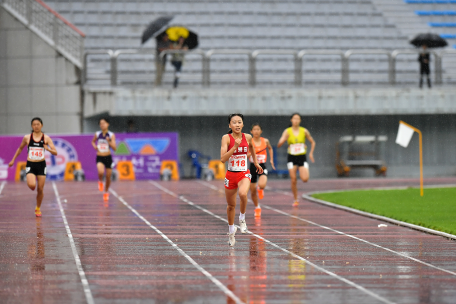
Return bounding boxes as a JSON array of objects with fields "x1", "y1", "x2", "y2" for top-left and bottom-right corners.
[
  {"x1": 305, "y1": 129, "x2": 316, "y2": 163},
  {"x1": 108, "y1": 133, "x2": 117, "y2": 152},
  {"x1": 220, "y1": 135, "x2": 240, "y2": 163},
  {"x1": 277, "y1": 129, "x2": 289, "y2": 148},
  {"x1": 91, "y1": 134, "x2": 98, "y2": 151},
  {"x1": 265, "y1": 138, "x2": 276, "y2": 170},
  {"x1": 8, "y1": 135, "x2": 28, "y2": 167},
  {"x1": 247, "y1": 134, "x2": 263, "y2": 174},
  {"x1": 44, "y1": 136, "x2": 58, "y2": 156}
]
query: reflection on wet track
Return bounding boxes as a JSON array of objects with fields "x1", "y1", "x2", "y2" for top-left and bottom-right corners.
[{"x1": 1, "y1": 178, "x2": 456, "y2": 303}]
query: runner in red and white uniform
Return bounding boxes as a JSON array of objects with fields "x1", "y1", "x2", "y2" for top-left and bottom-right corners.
[
  {"x1": 248, "y1": 123, "x2": 275, "y2": 217},
  {"x1": 8, "y1": 117, "x2": 58, "y2": 217},
  {"x1": 221, "y1": 114, "x2": 263, "y2": 247}
]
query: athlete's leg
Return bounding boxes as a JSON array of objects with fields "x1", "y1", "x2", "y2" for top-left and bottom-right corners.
[
  {"x1": 105, "y1": 168, "x2": 112, "y2": 192},
  {"x1": 258, "y1": 175, "x2": 268, "y2": 190},
  {"x1": 26, "y1": 173, "x2": 37, "y2": 191},
  {"x1": 238, "y1": 178, "x2": 250, "y2": 215},
  {"x1": 97, "y1": 162, "x2": 105, "y2": 181},
  {"x1": 225, "y1": 188, "x2": 238, "y2": 225},
  {"x1": 238, "y1": 178, "x2": 250, "y2": 232},
  {"x1": 299, "y1": 166, "x2": 309, "y2": 183},
  {"x1": 250, "y1": 182, "x2": 259, "y2": 207},
  {"x1": 36, "y1": 176, "x2": 46, "y2": 209},
  {"x1": 288, "y1": 165, "x2": 299, "y2": 201}
]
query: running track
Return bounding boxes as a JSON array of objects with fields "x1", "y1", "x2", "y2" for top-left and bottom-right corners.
[{"x1": 1, "y1": 178, "x2": 456, "y2": 303}]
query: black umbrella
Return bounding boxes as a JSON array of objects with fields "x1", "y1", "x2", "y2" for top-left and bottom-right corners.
[
  {"x1": 141, "y1": 16, "x2": 173, "y2": 44},
  {"x1": 183, "y1": 31, "x2": 198, "y2": 50},
  {"x1": 410, "y1": 33, "x2": 448, "y2": 48}
]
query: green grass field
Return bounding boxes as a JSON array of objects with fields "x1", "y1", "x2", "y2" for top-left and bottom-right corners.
[{"x1": 312, "y1": 187, "x2": 456, "y2": 235}]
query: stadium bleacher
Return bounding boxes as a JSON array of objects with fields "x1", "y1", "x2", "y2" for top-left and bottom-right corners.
[{"x1": 45, "y1": 0, "x2": 455, "y2": 87}]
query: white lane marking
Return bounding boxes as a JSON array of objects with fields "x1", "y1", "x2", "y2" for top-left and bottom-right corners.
[
  {"x1": 0, "y1": 181, "x2": 5, "y2": 195},
  {"x1": 109, "y1": 188, "x2": 244, "y2": 304},
  {"x1": 52, "y1": 182, "x2": 94, "y2": 304},
  {"x1": 199, "y1": 181, "x2": 456, "y2": 277},
  {"x1": 151, "y1": 181, "x2": 394, "y2": 304}
]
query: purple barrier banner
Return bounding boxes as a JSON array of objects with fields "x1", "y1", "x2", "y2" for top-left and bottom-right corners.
[{"x1": 0, "y1": 132, "x2": 179, "y2": 181}]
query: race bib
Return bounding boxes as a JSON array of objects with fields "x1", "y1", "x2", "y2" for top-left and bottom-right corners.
[
  {"x1": 289, "y1": 143, "x2": 306, "y2": 155},
  {"x1": 28, "y1": 147, "x2": 45, "y2": 161},
  {"x1": 97, "y1": 139, "x2": 110, "y2": 153},
  {"x1": 256, "y1": 154, "x2": 266, "y2": 164},
  {"x1": 249, "y1": 154, "x2": 266, "y2": 164},
  {"x1": 228, "y1": 154, "x2": 247, "y2": 171}
]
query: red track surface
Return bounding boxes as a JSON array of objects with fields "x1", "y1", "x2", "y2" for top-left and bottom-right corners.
[{"x1": 1, "y1": 178, "x2": 456, "y2": 303}]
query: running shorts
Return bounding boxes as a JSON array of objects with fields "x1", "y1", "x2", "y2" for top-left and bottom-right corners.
[
  {"x1": 96, "y1": 155, "x2": 113, "y2": 169},
  {"x1": 249, "y1": 163, "x2": 267, "y2": 184},
  {"x1": 287, "y1": 154, "x2": 307, "y2": 169},
  {"x1": 224, "y1": 170, "x2": 251, "y2": 189},
  {"x1": 26, "y1": 161, "x2": 46, "y2": 176}
]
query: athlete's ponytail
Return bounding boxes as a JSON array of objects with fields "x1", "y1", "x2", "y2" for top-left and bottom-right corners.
[{"x1": 227, "y1": 113, "x2": 244, "y2": 134}]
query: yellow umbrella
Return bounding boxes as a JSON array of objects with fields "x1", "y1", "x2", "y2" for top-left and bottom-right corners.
[{"x1": 166, "y1": 26, "x2": 189, "y2": 41}]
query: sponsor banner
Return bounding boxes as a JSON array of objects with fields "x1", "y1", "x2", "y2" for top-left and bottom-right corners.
[{"x1": 0, "y1": 132, "x2": 178, "y2": 181}]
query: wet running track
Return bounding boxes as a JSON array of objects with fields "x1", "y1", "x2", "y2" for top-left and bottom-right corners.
[{"x1": 1, "y1": 178, "x2": 456, "y2": 304}]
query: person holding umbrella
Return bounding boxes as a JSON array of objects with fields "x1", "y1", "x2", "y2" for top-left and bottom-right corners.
[
  {"x1": 142, "y1": 17, "x2": 199, "y2": 88},
  {"x1": 170, "y1": 36, "x2": 188, "y2": 88},
  {"x1": 141, "y1": 16, "x2": 174, "y2": 87},
  {"x1": 418, "y1": 45, "x2": 431, "y2": 88},
  {"x1": 155, "y1": 33, "x2": 170, "y2": 87},
  {"x1": 410, "y1": 33, "x2": 448, "y2": 89}
]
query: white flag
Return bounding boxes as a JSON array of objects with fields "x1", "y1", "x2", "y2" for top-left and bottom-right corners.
[{"x1": 395, "y1": 122, "x2": 415, "y2": 148}]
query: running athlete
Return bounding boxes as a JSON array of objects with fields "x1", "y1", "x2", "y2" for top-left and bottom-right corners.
[
  {"x1": 8, "y1": 117, "x2": 58, "y2": 217},
  {"x1": 248, "y1": 123, "x2": 275, "y2": 217},
  {"x1": 221, "y1": 114, "x2": 263, "y2": 247},
  {"x1": 277, "y1": 113, "x2": 315, "y2": 207},
  {"x1": 92, "y1": 118, "x2": 117, "y2": 201}
]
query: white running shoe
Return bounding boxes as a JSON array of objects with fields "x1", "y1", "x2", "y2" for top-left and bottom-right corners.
[
  {"x1": 228, "y1": 226, "x2": 237, "y2": 247},
  {"x1": 239, "y1": 219, "x2": 247, "y2": 234}
]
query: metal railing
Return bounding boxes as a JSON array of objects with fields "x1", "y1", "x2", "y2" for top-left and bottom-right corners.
[
  {"x1": 0, "y1": 0, "x2": 85, "y2": 68},
  {"x1": 83, "y1": 48, "x2": 456, "y2": 87}
]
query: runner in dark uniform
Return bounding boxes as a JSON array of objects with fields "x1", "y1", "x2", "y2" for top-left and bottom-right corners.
[
  {"x1": 8, "y1": 117, "x2": 57, "y2": 217},
  {"x1": 91, "y1": 118, "x2": 117, "y2": 201}
]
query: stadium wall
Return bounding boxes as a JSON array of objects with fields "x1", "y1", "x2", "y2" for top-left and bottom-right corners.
[
  {"x1": 83, "y1": 87, "x2": 456, "y2": 117},
  {"x1": 0, "y1": 6, "x2": 81, "y2": 135},
  {"x1": 85, "y1": 114, "x2": 456, "y2": 179}
]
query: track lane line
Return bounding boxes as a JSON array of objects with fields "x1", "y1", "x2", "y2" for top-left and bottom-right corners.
[
  {"x1": 53, "y1": 182, "x2": 95, "y2": 304},
  {"x1": 109, "y1": 188, "x2": 244, "y2": 304},
  {"x1": 150, "y1": 181, "x2": 395, "y2": 304},
  {"x1": 198, "y1": 181, "x2": 456, "y2": 277}
]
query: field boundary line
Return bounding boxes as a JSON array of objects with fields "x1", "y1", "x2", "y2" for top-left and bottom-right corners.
[{"x1": 303, "y1": 192, "x2": 456, "y2": 241}]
